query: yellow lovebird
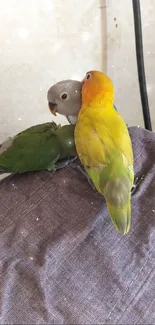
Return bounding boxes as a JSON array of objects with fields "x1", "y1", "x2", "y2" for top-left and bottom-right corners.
[{"x1": 74, "y1": 70, "x2": 134, "y2": 234}]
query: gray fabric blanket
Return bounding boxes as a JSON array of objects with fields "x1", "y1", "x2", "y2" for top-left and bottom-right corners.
[{"x1": 0, "y1": 126, "x2": 155, "y2": 324}]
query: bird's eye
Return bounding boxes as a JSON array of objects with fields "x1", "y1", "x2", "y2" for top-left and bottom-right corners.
[
  {"x1": 60, "y1": 92, "x2": 68, "y2": 100},
  {"x1": 86, "y1": 73, "x2": 92, "y2": 80}
]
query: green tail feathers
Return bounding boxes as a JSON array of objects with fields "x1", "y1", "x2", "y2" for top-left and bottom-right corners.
[{"x1": 106, "y1": 198, "x2": 131, "y2": 235}]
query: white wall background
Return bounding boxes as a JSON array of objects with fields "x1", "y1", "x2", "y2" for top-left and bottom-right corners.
[
  {"x1": 104, "y1": 0, "x2": 155, "y2": 130},
  {"x1": 0, "y1": 0, "x2": 154, "y2": 143}
]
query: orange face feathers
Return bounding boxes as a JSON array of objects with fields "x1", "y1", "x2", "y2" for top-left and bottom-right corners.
[{"x1": 81, "y1": 70, "x2": 114, "y2": 107}]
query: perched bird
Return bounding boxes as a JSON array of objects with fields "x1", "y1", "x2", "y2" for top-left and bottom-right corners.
[
  {"x1": 0, "y1": 122, "x2": 76, "y2": 174},
  {"x1": 74, "y1": 70, "x2": 134, "y2": 234}
]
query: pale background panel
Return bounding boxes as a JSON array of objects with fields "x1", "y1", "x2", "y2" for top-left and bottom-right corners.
[
  {"x1": 105, "y1": 0, "x2": 154, "y2": 129},
  {"x1": 0, "y1": 0, "x2": 154, "y2": 143}
]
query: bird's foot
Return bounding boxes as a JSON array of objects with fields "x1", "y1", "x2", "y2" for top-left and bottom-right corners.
[
  {"x1": 55, "y1": 156, "x2": 77, "y2": 170},
  {"x1": 47, "y1": 157, "x2": 77, "y2": 172},
  {"x1": 131, "y1": 173, "x2": 146, "y2": 195}
]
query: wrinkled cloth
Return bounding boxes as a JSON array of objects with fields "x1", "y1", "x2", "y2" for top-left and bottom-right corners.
[{"x1": 0, "y1": 126, "x2": 155, "y2": 325}]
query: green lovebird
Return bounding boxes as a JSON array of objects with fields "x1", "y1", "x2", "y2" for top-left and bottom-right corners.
[{"x1": 0, "y1": 122, "x2": 77, "y2": 174}]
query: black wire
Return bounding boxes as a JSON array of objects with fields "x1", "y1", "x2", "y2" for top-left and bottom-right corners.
[{"x1": 132, "y1": 0, "x2": 152, "y2": 131}]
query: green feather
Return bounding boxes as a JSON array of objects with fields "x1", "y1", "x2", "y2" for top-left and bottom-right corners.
[
  {"x1": 0, "y1": 122, "x2": 76, "y2": 174},
  {"x1": 106, "y1": 198, "x2": 131, "y2": 234},
  {"x1": 86, "y1": 152, "x2": 134, "y2": 235}
]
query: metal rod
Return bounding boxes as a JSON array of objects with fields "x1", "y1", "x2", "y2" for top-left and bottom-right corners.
[{"x1": 132, "y1": 0, "x2": 152, "y2": 130}]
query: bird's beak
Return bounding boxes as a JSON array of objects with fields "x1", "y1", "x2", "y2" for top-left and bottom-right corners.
[{"x1": 48, "y1": 102, "x2": 57, "y2": 116}]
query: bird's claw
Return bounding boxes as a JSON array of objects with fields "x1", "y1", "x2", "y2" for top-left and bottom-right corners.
[
  {"x1": 55, "y1": 156, "x2": 77, "y2": 170},
  {"x1": 131, "y1": 173, "x2": 146, "y2": 195}
]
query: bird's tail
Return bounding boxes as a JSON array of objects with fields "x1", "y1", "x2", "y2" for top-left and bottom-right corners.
[{"x1": 106, "y1": 198, "x2": 131, "y2": 235}]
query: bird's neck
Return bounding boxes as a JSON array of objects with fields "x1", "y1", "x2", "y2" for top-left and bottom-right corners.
[
  {"x1": 78, "y1": 97, "x2": 114, "y2": 117},
  {"x1": 66, "y1": 115, "x2": 78, "y2": 125},
  {"x1": 80, "y1": 85, "x2": 114, "y2": 111}
]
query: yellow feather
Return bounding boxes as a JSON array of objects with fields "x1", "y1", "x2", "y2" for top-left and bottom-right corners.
[{"x1": 75, "y1": 106, "x2": 133, "y2": 168}]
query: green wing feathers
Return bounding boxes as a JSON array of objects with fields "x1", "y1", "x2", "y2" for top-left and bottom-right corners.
[
  {"x1": 0, "y1": 122, "x2": 76, "y2": 174},
  {"x1": 101, "y1": 157, "x2": 134, "y2": 234},
  {"x1": 87, "y1": 153, "x2": 134, "y2": 235}
]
